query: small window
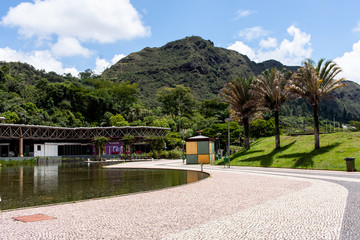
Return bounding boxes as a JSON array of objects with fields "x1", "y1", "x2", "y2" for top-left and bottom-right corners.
[{"x1": 37, "y1": 145, "x2": 41, "y2": 151}]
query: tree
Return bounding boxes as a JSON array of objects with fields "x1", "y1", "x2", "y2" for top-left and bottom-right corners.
[
  {"x1": 2, "y1": 111, "x2": 20, "y2": 124},
  {"x1": 250, "y1": 118, "x2": 275, "y2": 138},
  {"x1": 92, "y1": 136, "x2": 109, "y2": 161},
  {"x1": 220, "y1": 76, "x2": 259, "y2": 150},
  {"x1": 199, "y1": 98, "x2": 229, "y2": 121},
  {"x1": 0, "y1": 65, "x2": 10, "y2": 83},
  {"x1": 151, "y1": 118, "x2": 171, "y2": 128},
  {"x1": 111, "y1": 81, "x2": 139, "y2": 113},
  {"x1": 122, "y1": 134, "x2": 135, "y2": 159},
  {"x1": 287, "y1": 59, "x2": 345, "y2": 149},
  {"x1": 156, "y1": 85, "x2": 195, "y2": 130},
  {"x1": 251, "y1": 68, "x2": 291, "y2": 148},
  {"x1": 146, "y1": 136, "x2": 165, "y2": 159},
  {"x1": 202, "y1": 122, "x2": 242, "y2": 150},
  {"x1": 109, "y1": 114, "x2": 129, "y2": 126},
  {"x1": 79, "y1": 69, "x2": 94, "y2": 80}
]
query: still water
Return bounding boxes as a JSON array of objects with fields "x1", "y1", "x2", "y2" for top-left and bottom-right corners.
[{"x1": 0, "y1": 161, "x2": 209, "y2": 210}]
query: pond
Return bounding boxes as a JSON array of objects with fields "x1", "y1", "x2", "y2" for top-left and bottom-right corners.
[{"x1": 0, "y1": 161, "x2": 209, "y2": 210}]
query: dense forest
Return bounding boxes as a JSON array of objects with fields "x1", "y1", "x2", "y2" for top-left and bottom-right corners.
[{"x1": 0, "y1": 36, "x2": 359, "y2": 150}]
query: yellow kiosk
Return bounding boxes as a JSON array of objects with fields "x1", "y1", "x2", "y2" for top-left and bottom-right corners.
[{"x1": 185, "y1": 135, "x2": 215, "y2": 164}]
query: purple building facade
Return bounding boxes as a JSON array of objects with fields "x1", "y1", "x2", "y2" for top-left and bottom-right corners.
[{"x1": 92, "y1": 142, "x2": 123, "y2": 155}]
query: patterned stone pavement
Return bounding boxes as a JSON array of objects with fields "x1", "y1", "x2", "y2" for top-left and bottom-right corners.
[{"x1": 1, "y1": 159, "x2": 358, "y2": 239}]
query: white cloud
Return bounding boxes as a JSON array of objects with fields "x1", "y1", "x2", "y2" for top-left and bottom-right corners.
[
  {"x1": 64, "y1": 67, "x2": 79, "y2": 77},
  {"x1": 1, "y1": 0, "x2": 150, "y2": 59},
  {"x1": 237, "y1": 26, "x2": 268, "y2": 41},
  {"x1": 227, "y1": 41, "x2": 255, "y2": 60},
  {"x1": 334, "y1": 40, "x2": 360, "y2": 84},
  {"x1": 1, "y1": 0, "x2": 150, "y2": 43},
  {"x1": 234, "y1": 9, "x2": 256, "y2": 19},
  {"x1": 51, "y1": 37, "x2": 91, "y2": 57},
  {"x1": 0, "y1": 47, "x2": 79, "y2": 76},
  {"x1": 94, "y1": 54, "x2": 126, "y2": 74},
  {"x1": 260, "y1": 37, "x2": 277, "y2": 49},
  {"x1": 352, "y1": 21, "x2": 360, "y2": 33},
  {"x1": 228, "y1": 25, "x2": 312, "y2": 66},
  {"x1": 112, "y1": 54, "x2": 126, "y2": 64},
  {"x1": 94, "y1": 58, "x2": 110, "y2": 75}
]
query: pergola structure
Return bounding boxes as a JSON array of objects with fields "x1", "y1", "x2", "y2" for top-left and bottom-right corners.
[{"x1": 0, "y1": 124, "x2": 170, "y2": 157}]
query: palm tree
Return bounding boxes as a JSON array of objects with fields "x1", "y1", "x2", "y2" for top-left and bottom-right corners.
[
  {"x1": 287, "y1": 59, "x2": 345, "y2": 149},
  {"x1": 92, "y1": 136, "x2": 109, "y2": 161},
  {"x1": 251, "y1": 68, "x2": 291, "y2": 149},
  {"x1": 220, "y1": 76, "x2": 259, "y2": 150}
]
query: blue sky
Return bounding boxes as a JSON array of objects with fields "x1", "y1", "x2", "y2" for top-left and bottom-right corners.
[{"x1": 0, "y1": 0, "x2": 360, "y2": 83}]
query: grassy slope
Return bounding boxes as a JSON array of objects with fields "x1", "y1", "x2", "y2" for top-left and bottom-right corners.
[{"x1": 216, "y1": 132, "x2": 360, "y2": 171}]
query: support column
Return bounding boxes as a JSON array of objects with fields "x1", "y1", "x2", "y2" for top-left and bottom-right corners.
[{"x1": 19, "y1": 137, "x2": 24, "y2": 157}]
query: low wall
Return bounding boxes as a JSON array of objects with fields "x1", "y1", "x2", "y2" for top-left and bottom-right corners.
[{"x1": 0, "y1": 156, "x2": 62, "y2": 161}]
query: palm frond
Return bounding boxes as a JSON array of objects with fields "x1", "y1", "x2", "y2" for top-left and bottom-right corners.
[{"x1": 220, "y1": 76, "x2": 259, "y2": 122}]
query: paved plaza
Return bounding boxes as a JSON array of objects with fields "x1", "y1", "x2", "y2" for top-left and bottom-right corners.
[{"x1": 1, "y1": 159, "x2": 359, "y2": 239}]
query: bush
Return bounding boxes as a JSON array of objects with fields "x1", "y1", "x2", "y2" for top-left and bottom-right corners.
[
  {"x1": 0, "y1": 159, "x2": 36, "y2": 167},
  {"x1": 350, "y1": 121, "x2": 360, "y2": 131},
  {"x1": 250, "y1": 118, "x2": 275, "y2": 138},
  {"x1": 160, "y1": 149, "x2": 183, "y2": 159}
]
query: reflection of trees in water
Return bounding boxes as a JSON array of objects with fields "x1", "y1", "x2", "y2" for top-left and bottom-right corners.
[{"x1": 0, "y1": 163, "x2": 208, "y2": 210}]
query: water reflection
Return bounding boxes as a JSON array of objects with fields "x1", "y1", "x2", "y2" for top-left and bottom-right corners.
[
  {"x1": 34, "y1": 164, "x2": 58, "y2": 194},
  {"x1": 0, "y1": 162, "x2": 208, "y2": 210}
]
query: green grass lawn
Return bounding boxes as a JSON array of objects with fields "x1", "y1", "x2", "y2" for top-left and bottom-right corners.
[{"x1": 215, "y1": 132, "x2": 360, "y2": 171}]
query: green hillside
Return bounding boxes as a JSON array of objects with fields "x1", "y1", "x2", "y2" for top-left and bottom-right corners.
[
  {"x1": 217, "y1": 132, "x2": 360, "y2": 171},
  {"x1": 102, "y1": 36, "x2": 298, "y2": 106},
  {"x1": 0, "y1": 36, "x2": 359, "y2": 129},
  {"x1": 280, "y1": 80, "x2": 360, "y2": 121}
]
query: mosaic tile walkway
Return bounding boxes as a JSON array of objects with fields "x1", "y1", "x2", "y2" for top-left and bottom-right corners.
[{"x1": 1, "y1": 160, "x2": 358, "y2": 239}]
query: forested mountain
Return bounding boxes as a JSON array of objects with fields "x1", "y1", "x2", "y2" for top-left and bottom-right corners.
[
  {"x1": 0, "y1": 36, "x2": 359, "y2": 131},
  {"x1": 102, "y1": 36, "x2": 298, "y2": 106}
]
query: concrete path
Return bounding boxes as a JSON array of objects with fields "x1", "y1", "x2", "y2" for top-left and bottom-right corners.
[{"x1": 1, "y1": 160, "x2": 358, "y2": 239}]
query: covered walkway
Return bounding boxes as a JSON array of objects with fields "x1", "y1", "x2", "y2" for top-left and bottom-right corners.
[{"x1": 0, "y1": 124, "x2": 169, "y2": 157}]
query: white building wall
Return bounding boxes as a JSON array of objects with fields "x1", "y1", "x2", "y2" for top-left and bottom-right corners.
[
  {"x1": 34, "y1": 144, "x2": 45, "y2": 157},
  {"x1": 45, "y1": 143, "x2": 58, "y2": 156},
  {"x1": 34, "y1": 143, "x2": 58, "y2": 157}
]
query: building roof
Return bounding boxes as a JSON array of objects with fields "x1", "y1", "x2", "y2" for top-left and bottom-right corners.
[
  {"x1": 0, "y1": 124, "x2": 170, "y2": 141},
  {"x1": 185, "y1": 135, "x2": 215, "y2": 142}
]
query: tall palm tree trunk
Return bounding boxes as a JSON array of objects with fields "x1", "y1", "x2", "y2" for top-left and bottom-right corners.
[
  {"x1": 274, "y1": 110, "x2": 280, "y2": 149},
  {"x1": 243, "y1": 117, "x2": 250, "y2": 150},
  {"x1": 314, "y1": 104, "x2": 320, "y2": 150}
]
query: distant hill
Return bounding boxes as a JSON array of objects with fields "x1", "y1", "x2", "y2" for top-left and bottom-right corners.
[
  {"x1": 322, "y1": 80, "x2": 360, "y2": 121},
  {"x1": 1, "y1": 36, "x2": 359, "y2": 123},
  {"x1": 280, "y1": 80, "x2": 360, "y2": 121},
  {"x1": 0, "y1": 61, "x2": 77, "y2": 85},
  {"x1": 102, "y1": 36, "x2": 298, "y2": 106}
]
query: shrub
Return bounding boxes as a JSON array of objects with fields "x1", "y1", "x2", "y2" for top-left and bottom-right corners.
[
  {"x1": 250, "y1": 118, "x2": 275, "y2": 138},
  {"x1": 161, "y1": 149, "x2": 182, "y2": 159}
]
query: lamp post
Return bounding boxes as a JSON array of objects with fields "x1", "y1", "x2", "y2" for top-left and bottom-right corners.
[
  {"x1": 225, "y1": 118, "x2": 232, "y2": 168},
  {"x1": 216, "y1": 132, "x2": 221, "y2": 157},
  {"x1": 181, "y1": 129, "x2": 186, "y2": 163},
  {"x1": 178, "y1": 101, "x2": 185, "y2": 163}
]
